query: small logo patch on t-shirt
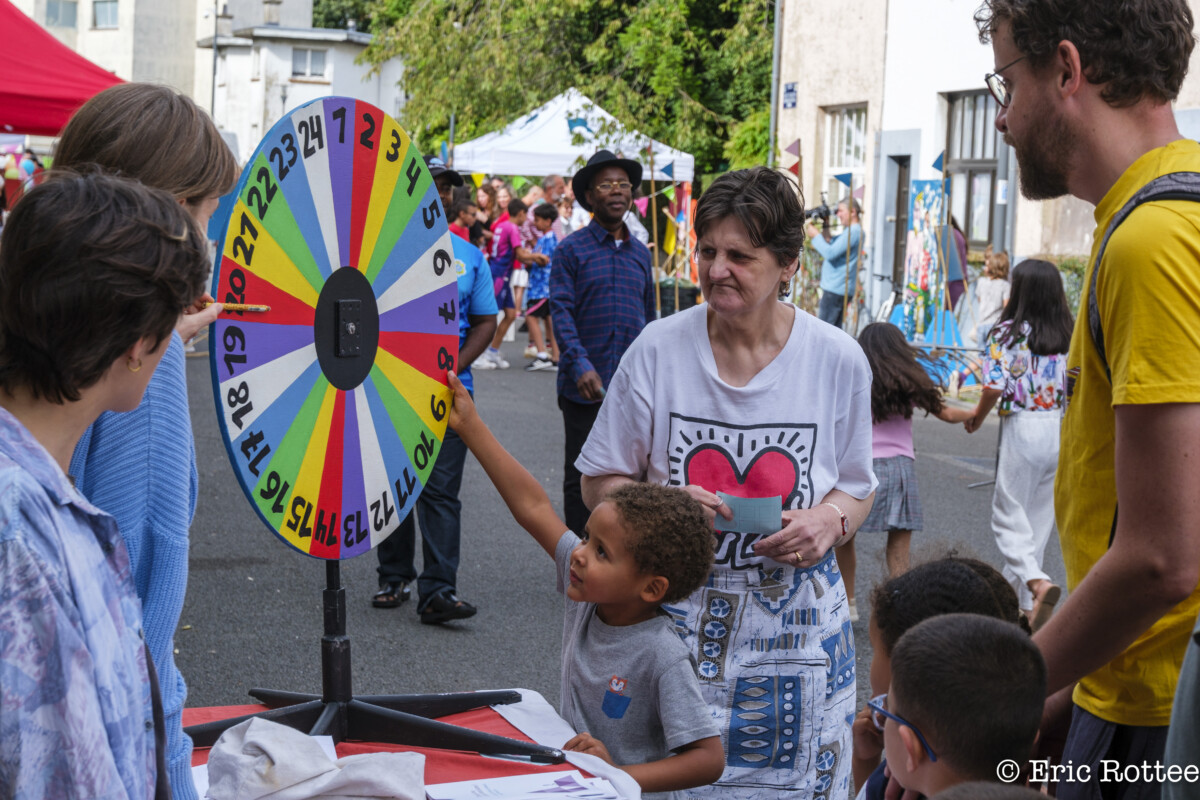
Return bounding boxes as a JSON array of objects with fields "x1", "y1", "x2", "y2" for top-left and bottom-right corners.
[{"x1": 602, "y1": 675, "x2": 631, "y2": 719}]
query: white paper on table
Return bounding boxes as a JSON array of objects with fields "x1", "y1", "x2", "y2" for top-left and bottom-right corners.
[
  {"x1": 712, "y1": 493, "x2": 782, "y2": 534},
  {"x1": 489, "y1": 689, "x2": 642, "y2": 800},
  {"x1": 190, "y1": 734, "x2": 338, "y2": 797},
  {"x1": 427, "y1": 769, "x2": 620, "y2": 800}
]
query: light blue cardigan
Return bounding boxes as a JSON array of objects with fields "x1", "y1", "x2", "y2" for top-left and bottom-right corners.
[{"x1": 71, "y1": 333, "x2": 200, "y2": 800}]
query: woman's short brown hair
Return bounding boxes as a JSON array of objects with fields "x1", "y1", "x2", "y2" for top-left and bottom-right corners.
[
  {"x1": 694, "y1": 167, "x2": 806, "y2": 295},
  {"x1": 55, "y1": 83, "x2": 238, "y2": 205},
  {"x1": 0, "y1": 172, "x2": 210, "y2": 402}
]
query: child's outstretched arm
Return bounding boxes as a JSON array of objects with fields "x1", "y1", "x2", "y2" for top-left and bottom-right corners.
[
  {"x1": 446, "y1": 371, "x2": 566, "y2": 555},
  {"x1": 565, "y1": 732, "x2": 724, "y2": 794},
  {"x1": 935, "y1": 404, "x2": 973, "y2": 424},
  {"x1": 963, "y1": 387, "x2": 1003, "y2": 433}
]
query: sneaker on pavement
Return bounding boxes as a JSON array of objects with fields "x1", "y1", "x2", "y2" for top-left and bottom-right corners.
[
  {"x1": 525, "y1": 357, "x2": 556, "y2": 372},
  {"x1": 420, "y1": 592, "x2": 477, "y2": 625},
  {"x1": 472, "y1": 354, "x2": 496, "y2": 369},
  {"x1": 523, "y1": 345, "x2": 538, "y2": 359},
  {"x1": 489, "y1": 350, "x2": 510, "y2": 369}
]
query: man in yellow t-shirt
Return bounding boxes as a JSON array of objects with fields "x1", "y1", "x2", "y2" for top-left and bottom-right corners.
[{"x1": 976, "y1": 1, "x2": 1200, "y2": 796}]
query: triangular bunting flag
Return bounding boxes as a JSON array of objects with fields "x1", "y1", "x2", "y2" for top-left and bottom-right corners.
[
  {"x1": 853, "y1": 184, "x2": 865, "y2": 200},
  {"x1": 663, "y1": 186, "x2": 676, "y2": 203},
  {"x1": 834, "y1": 172, "x2": 854, "y2": 188},
  {"x1": 634, "y1": 196, "x2": 649, "y2": 216},
  {"x1": 471, "y1": 173, "x2": 486, "y2": 188},
  {"x1": 787, "y1": 161, "x2": 800, "y2": 176},
  {"x1": 512, "y1": 175, "x2": 529, "y2": 193},
  {"x1": 932, "y1": 151, "x2": 945, "y2": 172},
  {"x1": 662, "y1": 218, "x2": 677, "y2": 255},
  {"x1": 785, "y1": 139, "x2": 801, "y2": 157},
  {"x1": 661, "y1": 162, "x2": 674, "y2": 180}
]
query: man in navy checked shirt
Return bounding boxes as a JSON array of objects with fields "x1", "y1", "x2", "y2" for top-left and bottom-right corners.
[{"x1": 550, "y1": 150, "x2": 656, "y2": 536}]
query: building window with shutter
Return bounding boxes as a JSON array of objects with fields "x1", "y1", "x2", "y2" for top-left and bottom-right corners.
[{"x1": 945, "y1": 90, "x2": 1000, "y2": 247}]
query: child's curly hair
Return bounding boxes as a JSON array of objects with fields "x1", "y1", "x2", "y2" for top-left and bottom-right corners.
[
  {"x1": 608, "y1": 483, "x2": 715, "y2": 604},
  {"x1": 871, "y1": 555, "x2": 1030, "y2": 654}
]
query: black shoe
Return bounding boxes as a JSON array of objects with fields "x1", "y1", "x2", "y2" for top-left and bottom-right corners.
[
  {"x1": 420, "y1": 592, "x2": 477, "y2": 624},
  {"x1": 372, "y1": 579, "x2": 411, "y2": 608}
]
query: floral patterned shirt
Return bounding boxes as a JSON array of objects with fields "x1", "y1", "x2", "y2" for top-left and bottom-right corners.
[
  {"x1": 982, "y1": 320, "x2": 1067, "y2": 415},
  {"x1": 0, "y1": 407, "x2": 156, "y2": 799}
]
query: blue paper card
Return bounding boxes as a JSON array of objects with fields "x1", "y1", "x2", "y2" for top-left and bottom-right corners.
[{"x1": 713, "y1": 493, "x2": 782, "y2": 535}]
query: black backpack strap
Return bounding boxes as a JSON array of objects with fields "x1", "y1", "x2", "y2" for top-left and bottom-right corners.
[{"x1": 1088, "y1": 172, "x2": 1200, "y2": 382}]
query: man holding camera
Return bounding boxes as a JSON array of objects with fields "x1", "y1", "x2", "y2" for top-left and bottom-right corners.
[{"x1": 805, "y1": 199, "x2": 862, "y2": 329}]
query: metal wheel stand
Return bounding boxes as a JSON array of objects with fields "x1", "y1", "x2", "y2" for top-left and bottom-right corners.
[{"x1": 185, "y1": 560, "x2": 564, "y2": 763}]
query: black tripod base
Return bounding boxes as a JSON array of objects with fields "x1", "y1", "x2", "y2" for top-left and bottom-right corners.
[
  {"x1": 185, "y1": 690, "x2": 564, "y2": 763},
  {"x1": 184, "y1": 562, "x2": 563, "y2": 763}
]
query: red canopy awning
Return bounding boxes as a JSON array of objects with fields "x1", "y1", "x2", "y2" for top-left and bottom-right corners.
[{"x1": 0, "y1": 0, "x2": 123, "y2": 137}]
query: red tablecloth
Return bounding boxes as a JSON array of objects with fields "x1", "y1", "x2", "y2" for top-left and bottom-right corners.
[{"x1": 183, "y1": 704, "x2": 578, "y2": 785}]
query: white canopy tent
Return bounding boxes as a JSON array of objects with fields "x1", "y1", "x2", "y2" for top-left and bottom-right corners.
[{"x1": 450, "y1": 89, "x2": 695, "y2": 183}]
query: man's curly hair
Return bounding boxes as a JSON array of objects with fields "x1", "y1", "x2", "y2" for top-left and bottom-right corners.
[
  {"x1": 975, "y1": 0, "x2": 1194, "y2": 107},
  {"x1": 608, "y1": 483, "x2": 715, "y2": 604}
]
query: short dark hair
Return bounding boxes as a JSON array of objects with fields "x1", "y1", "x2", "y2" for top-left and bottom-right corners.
[
  {"x1": 975, "y1": 0, "x2": 1195, "y2": 107},
  {"x1": 507, "y1": 198, "x2": 528, "y2": 217},
  {"x1": 55, "y1": 83, "x2": 238, "y2": 204},
  {"x1": 452, "y1": 199, "x2": 476, "y2": 219},
  {"x1": 533, "y1": 203, "x2": 557, "y2": 221},
  {"x1": 858, "y1": 322, "x2": 944, "y2": 423},
  {"x1": 608, "y1": 483, "x2": 714, "y2": 604},
  {"x1": 890, "y1": 614, "x2": 1045, "y2": 780},
  {"x1": 695, "y1": 167, "x2": 805, "y2": 284},
  {"x1": 0, "y1": 172, "x2": 209, "y2": 403},
  {"x1": 871, "y1": 556, "x2": 1027, "y2": 655}
]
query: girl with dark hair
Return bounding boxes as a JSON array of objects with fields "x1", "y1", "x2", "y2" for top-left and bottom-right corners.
[
  {"x1": 964, "y1": 258, "x2": 1072, "y2": 631},
  {"x1": 839, "y1": 323, "x2": 971, "y2": 620}
]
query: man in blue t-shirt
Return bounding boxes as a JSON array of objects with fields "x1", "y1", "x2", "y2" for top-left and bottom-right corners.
[
  {"x1": 806, "y1": 199, "x2": 863, "y2": 329},
  {"x1": 373, "y1": 156, "x2": 498, "y2": 624}
]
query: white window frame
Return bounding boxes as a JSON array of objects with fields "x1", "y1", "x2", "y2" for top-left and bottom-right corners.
[
  {"x1": 47, "y1": 0, "x2": 77, "y2": 27},
  {"x1": 291, "y1": 47, "x2": 327, "y2": 79},
  {"x1": 92, "y1": 0, "x2": 117, "y2": 28},
  {"x1": 820, "y1": 104, "x2": 867, "y2": 209}
]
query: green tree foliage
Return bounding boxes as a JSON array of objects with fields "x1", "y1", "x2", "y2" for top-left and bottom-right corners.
[
  {"x1": 361, "y1": 0, "x2": 772, "y2": 175},
  {"x1": 313, "y1": 0, "x2": 411, "y2": 34}
]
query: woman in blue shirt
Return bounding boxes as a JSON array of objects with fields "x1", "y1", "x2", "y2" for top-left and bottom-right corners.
[{"x1": 52, "y1": 83, "x2": 238, "y2": 800}]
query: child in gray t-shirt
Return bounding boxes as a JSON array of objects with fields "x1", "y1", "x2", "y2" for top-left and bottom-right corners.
[{"x1": 446, "y1": 373, "x2": 723, "y2": 799}]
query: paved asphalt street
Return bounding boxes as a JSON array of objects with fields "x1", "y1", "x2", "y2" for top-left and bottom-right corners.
[{"x1": 179, "y1": 333, "x2": 1066, "y2": 716}]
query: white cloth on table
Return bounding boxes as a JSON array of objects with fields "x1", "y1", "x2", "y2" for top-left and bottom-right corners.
[{"x1": 203, "y1": 717, "x2": 425, "y2": 800}]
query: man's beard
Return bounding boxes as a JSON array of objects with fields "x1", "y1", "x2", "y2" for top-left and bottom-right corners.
[{"x1": 1009, "y1": 105, "x2": 1074, "y2": 200}]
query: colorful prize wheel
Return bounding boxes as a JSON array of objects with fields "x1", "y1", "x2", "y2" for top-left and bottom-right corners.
[{"x1": 210, "y1": 97, "x2": 459, "y2": 559}]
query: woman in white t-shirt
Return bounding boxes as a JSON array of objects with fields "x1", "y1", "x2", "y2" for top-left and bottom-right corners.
[{"x1": 577, "y1": 168, "x2": 877, "y2": 800}]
